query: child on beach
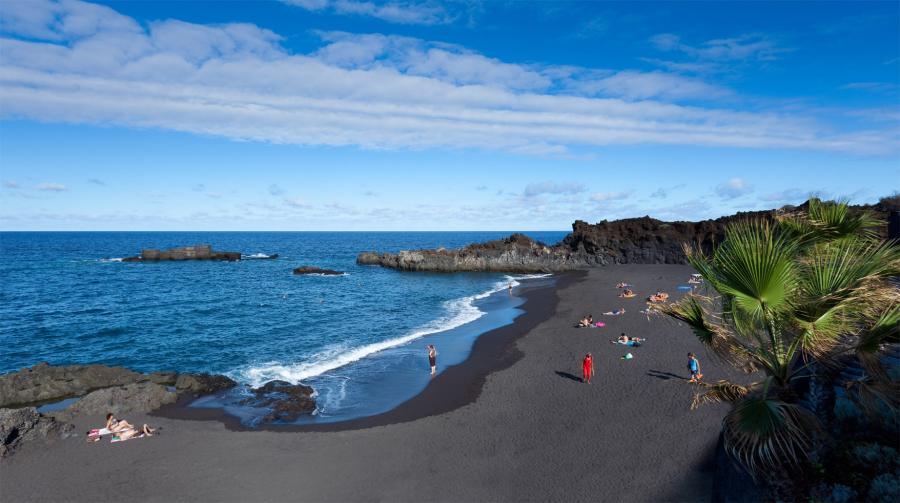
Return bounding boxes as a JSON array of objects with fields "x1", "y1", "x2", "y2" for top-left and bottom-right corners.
[
  {"x1": 687, "y1": 353, "x2": 703, "y2": 382},
  {"x1": 428, "y1": 345, "x2": 437, "y2": 376},
  {"x1": 582, "y1": 353, "x2": 594, "y2": 384}
]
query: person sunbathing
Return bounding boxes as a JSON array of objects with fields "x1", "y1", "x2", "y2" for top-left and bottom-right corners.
[
  {"x1": 619, "y1": 289, "x2": 635, "y2": 298},
  {"x1": 106, "y1": 413, "x2": 134, "y2": 433},
  {"x1": 616, "y1": 282, "x2": 632, "y2": 288},
  {"x1": 648, "y1": 292, "x2": 670, "y2": 302},
  {"x1": 603, "y1": 308, "x2": 625, "y2": 315},
  {"x1": 576, "y1": 315, "x2": 594, "y2": 327},
  {"x1": 113, "y1": 424, "x2": 156, "y2": 442}
]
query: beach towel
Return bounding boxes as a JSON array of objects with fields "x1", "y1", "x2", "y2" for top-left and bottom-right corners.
[{"x1": 594, "y1": 322, "x2": 605, "y2": 327}]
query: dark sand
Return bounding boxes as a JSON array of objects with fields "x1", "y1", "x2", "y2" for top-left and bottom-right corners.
[{"x1": 1, "y1": 265, "x2": 747, "y2": 502}]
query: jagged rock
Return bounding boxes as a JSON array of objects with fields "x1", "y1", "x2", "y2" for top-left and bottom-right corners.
[
  {"x1": 0, "y1": 362, "x2": 146, "y2": 408},
  {"x1": 148, "y1": 371, "x2": 178, "y2": 385},
  {"x1": 50, "y1": 383, "x2": 177, "y2": 421},
  {"x1": 240, "y1": 380, "x2": 316, "y2": 423},
  {"x1": 175, "y1": 373, "x2": 237, "y2": 395},
  {"x1": 0, "y1": 407, "x2": 74, "y2": 458},
  {"x1": 293, "y1": 266, "x2": 344, "y2": 275},
  {"x1": 358, "y1": 199, "x2": 896, "y2": 273},
  {"x1": 122, "y1": 244, "x2": 242, "y2": 262}
]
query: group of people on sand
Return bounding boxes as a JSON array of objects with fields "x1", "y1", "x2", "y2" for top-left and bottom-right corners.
[
  {"x1": 87, "y1": 413, "x2": 157, "y2": 443},
  {"x1": 573, "y1": 280, "x2": 703, "y2": 384}
]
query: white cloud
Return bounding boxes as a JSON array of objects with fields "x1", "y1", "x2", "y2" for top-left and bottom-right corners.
[
  {"x1": 268, "y1": 184, "x2": 286, "y2": 196},
  {"x1": 715, "y1": 178, "x2": 752, "y2": 199},
  {"x1": 36, "y1": 182, "x2": 68, "y2": 192},
  {"x1": 0, "y1": 0, "x2": 894, "y2": 158},
  {"x1": 572, "y1": 70, "x2": 731, "y2": 101},
  {"x1": 282, "y1": 0, "x2": 452, "y2": 25},
  {"x1": 650, "y1": 33, "x2": 789, "y2": 61},
  {"x1": 840, "y1": 82, "x2": 897, "y2": 94},
  {"x1": 760, "y1": 188, "x2": 810, "y2": 204},
  {"x1": 523, "y1": 181, "x2": 586, "y2": 197},
  {"x1": 3, "y1": 180, "x2": 19, "y2": 189},
  {"x1": 590, "y1": 190, "x2": 632, "y2": 202},
  {"x1": 283, "y1": 197, "x2": 312, "y2": 209},
  {"x1": 87, "y1": 178, "x2": 105, "y2": 185}
]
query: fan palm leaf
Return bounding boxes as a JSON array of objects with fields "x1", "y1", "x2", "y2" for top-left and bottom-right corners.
[
  {"x1": 722, "y1": 394, "x2": 821, "y2": 476},
  {"x1": 691, "y1": 380, "x2": 756, "y2": 409}
]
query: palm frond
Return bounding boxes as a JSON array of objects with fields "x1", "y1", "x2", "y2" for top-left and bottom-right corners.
[
  {"x1": 714, "y1": 220, "x2": 798, "y2": 319},
  {"x1": 844, "y1": 379, "x2": 900, "y2": 422},
  {"x1": 691, "y1": 380, "x2": 756, "y2": 410},
  {"x1": 723, "y1": 395, "x2": 821, "y2": 476},
  {"x1": 660, "y1": 295, "x2": 749, "y2": 366}
]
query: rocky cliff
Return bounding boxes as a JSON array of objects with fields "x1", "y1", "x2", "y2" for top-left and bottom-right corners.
[{"x1": 357, "y1": 198, "x2": 897, "y2": 273}]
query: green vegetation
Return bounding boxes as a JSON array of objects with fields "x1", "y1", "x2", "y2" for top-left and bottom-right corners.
[{"x1": 661, "y1": 198, "x2": 899, "y2": 499}]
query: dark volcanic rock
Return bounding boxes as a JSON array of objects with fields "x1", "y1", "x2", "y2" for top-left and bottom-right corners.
[
  {"x1": 357, "y1": 199, "x2": 896, "y2": 273},
  {"x1": 293, "y1": 266, "x2": 344, "y2": 275},
  {"x1": 50, "y1": 383, "x2": 177, "y2": 422},
  {"x1": 1, "y1": 407, "x2": 74, "y2": 458},
  {"x1": 122, "y1": 244, "x2": 242, "y2": 262},
  {"x1": 175, "y1": 373, "x2": 237, "y2": 395},
  {"x1": 240, "y1": 380, "x2": 316, "y2": 423},
  {"x1": 0, "y1": 363, "x2": 147, "y2": 408}
]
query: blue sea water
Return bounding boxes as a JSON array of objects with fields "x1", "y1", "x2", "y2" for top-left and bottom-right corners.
[{"x1": 0, "y1": 231, "x2": 566, "y2": 423}]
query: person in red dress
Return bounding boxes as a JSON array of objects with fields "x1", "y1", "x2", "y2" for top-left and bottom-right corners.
[{"x1": 582, "y1": 353, "x2": 594, "y2": 383}]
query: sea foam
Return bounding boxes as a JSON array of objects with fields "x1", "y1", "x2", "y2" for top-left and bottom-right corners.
[{"x1": 232, "y1": 273, "x2": 547, "y2": 387}]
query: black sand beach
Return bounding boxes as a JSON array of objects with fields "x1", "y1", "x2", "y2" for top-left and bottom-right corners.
[{"x1": 1, "y1": 265, "x2": 748, "y2": 502}]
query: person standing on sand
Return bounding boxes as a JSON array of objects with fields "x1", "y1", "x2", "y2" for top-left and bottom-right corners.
[
  {"x1": 428, "y1": 345, "x2": 437, "y2": 376},
  {"x1": 582, "y1": 353, "x2": 594, "y2": 383},
  {"x1": 687, "y1": 353, "x2": 702, "y2": 382}
]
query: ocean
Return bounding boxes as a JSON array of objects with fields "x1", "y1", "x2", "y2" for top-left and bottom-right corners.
[{"x1": 0, "y1": 231, "x2": 566, "y2": 424}]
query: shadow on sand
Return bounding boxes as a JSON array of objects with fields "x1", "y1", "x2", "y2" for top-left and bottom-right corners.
[
  {"x1": 646, "y1": 369, "x2": 687, "y2": 381},
  {"x1": 555, "y1": 371, "x2": 583, "y2": 383}
]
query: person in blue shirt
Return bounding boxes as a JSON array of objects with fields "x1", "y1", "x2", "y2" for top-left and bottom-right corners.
[{"x1": 687, "y1": 353, "x2": 702, "y2": 382}]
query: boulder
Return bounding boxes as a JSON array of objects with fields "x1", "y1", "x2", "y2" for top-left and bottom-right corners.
[
  {"x1": 293, "y1": 266, "x2": 344, "y2": 276},
  {"x1": 0, "y1": 407, "x2": 74, "y2": 458},
  {"x1": 240, "y1": 380, "x2": 316, "y2": 423},
  {"x1": 51, "y1": 382, "x2": 177, "y2": 421},
  {"x1": 0, "y1": 362, "x2": 146, "y2": 408},
  {"x1": 175, "y1": 373, "x2": 237, "y2": 395}
]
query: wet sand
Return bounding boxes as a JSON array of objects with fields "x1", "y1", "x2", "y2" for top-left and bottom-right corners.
[{"x1": 1, "y1": 265, "x2": 745, "y2": 502}]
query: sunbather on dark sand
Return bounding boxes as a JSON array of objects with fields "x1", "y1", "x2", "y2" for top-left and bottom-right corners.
[
  {"x1": 575, "y1": 315, "x2": 593, "y2": 327},
  {"x1": 602, "y1": 308, "x2": 625, "y2": 315},
  {"x1": 114, "y1": 424, "x2": 157, "y2": 441}
]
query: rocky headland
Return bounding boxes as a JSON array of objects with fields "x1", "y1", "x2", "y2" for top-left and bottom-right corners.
[
  {"x1": 358, "y1": 198, "x2": 899, "y2": 273},
  {"x1": 0, "y1": 363, "x2": 316, "y2": 457}
]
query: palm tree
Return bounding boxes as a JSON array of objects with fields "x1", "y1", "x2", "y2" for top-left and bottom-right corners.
[{"x1": 661, "y1": 200, "x2": 898, "y2": 477}]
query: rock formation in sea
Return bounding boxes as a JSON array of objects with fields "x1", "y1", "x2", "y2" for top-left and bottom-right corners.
[
  {"x1": 293, "y1": 266, "x2": 345, "y2": 275},
  {"x1": 122, "y1": 244, "x2": 242, "y2": 262},
  {"x1": 239, "y1": 380, "x2": 317, "y2": 423},
  {"x1": 357, "y1": 198, "x2": 898, "y2": 273}
]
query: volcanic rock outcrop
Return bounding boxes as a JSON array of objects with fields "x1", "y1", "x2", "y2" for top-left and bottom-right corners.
[
  {"x1": 357, "y1": 198, "x2": 897, "y2": 273},
  {"x1": 240, "y1": 380, "x2": 317, "y2": 423},
  {"x1": 122, "y1": 245, "x2": 242, "y2": 262},
  {"x1": 0, "y1": 407, "x2": 74, "y2": 458},
  {"x1": 293, "y1": 266, "x2": 345, "y2": 276}
]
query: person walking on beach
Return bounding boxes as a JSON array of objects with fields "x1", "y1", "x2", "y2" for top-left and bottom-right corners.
[
  {"x1": 582, "y1": 353, "x2": 594, "y2": 384},
  {"x1": 428, "y1": 345, "x2": 437, "y2": 376},
  {"x1": 687, "y1": 352, "x2": 702, "y2": 382}
]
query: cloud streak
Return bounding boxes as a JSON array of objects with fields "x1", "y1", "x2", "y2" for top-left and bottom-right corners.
[
  {"x1": 0, "y1": 0, "x2": 895, "y2": 158},
  {"x1": 281, "y1": 0, "x2": 453, "y2": 25}
]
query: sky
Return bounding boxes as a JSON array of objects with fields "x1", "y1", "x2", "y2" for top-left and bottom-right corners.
[{"x1": 0, "y1": 0, "x2": 897, "y2": 231}]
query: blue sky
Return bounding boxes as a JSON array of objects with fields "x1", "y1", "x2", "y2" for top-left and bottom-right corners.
[{"x1": 0, "y1": 0, "x2": 897, "y2": 231}]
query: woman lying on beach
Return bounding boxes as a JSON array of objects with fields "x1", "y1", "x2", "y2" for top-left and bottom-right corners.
[
  {"x1": 106, "y1": 413, "x2": 134, "y2": 433},
  {"x1": 575, "y1": 315, "x2": 594, "y2": 327},
  {"x1": 648, "y1": 291, "x2": 670, "y2": 303},
  {"x1": 619, "y1": 289, "x2": 635, "y2": 298},
  {"x1": 602, "y1": 308, "x2": 625, "y2": 316},
  {"x1": 612, "y1": 333, "x2": 645, "y2": 344},
  {"x1": 615, "y1": 282, "x2": 632, "y2": 289},
  {"x1": 112, "y1": 424, "x2": 157, "y2": 442}
]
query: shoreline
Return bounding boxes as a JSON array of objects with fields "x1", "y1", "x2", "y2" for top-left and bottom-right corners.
[{"x1": 151, "y1": 271, "x2": 582, "y2": 432}]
